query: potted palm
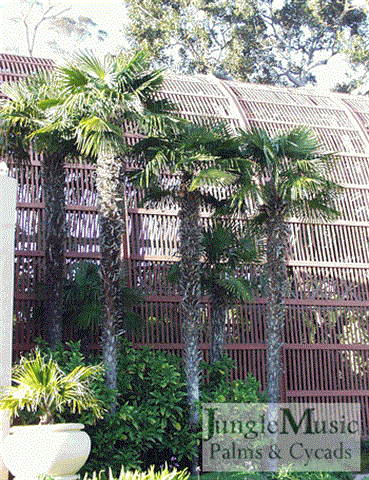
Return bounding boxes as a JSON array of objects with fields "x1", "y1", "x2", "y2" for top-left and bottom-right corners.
[{"x1": 0, "y1": 349, "x2": 104, "y2": 480}]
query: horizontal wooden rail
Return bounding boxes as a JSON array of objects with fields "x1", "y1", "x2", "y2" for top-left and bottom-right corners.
[{"x1": 286, "y1": 390, "x2": 369, "y2": 397}]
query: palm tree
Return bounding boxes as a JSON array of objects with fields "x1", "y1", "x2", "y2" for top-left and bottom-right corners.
[
  {"x1": 202, "y1": 222, "x2": 260, "y2": 365},
  {"x1": 0, "y1": 72, "x2": 80, "y2": 347},
  {"x1": 57, "y1": 51, "x2": 168, "y2": 398},
  {"x1": 131, "y1": 120, "x2": 239, "y2": 471},
  {"x1": 234, "y1": 127, "x2": 341, "y2": 402},
  {"x1": 168, "y1": 220, "x2": 260, "y2": 366}
]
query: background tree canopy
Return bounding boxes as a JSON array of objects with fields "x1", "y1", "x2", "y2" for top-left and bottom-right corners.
[{"x1": 125, "y1": 0, "x2": 368, "y2": 88}]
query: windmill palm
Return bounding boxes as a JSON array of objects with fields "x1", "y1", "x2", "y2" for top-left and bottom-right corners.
[
  {"x1": 202, "y1": 222, "x2": 260, "y2": 365},
  {"x1": 0, "y1": 72, "x2": 81, "y2": 347},
  {"x1": 168, "y1": 220, "x2": 261, "y2": 366},
  {"x1": 57, "y1": 51, "x2": 168, "y2": 399},
  {"x1": 233, "y1": 127, "x2": 341, "y2": 402},
  {"x1": 132, "y1": 120, "x2": 239, "y2": 471}
]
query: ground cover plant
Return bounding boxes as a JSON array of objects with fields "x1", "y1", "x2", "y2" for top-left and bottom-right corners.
[
  {"x1": 83, "y1": 465, "x2": 190, "y2": 480},
  {"x1": 194, "y1": 472, "x2": 354, "y2": 480}
]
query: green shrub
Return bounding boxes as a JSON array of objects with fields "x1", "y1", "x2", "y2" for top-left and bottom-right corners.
[
  {"x1": 202, "y1": 355, "x2": 264, "y2": 403},
  {"x1": 85, "y1": 341, "x2": 195, "y2": 473}
]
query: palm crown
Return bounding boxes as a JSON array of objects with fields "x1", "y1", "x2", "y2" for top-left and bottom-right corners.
[
  {"x1": 0, "y1": 71, "x2": 80, "y2": 160},
  {"x1": 233, "y1": 126, "x2": 342, "y2": 222},
  {"x1": 57, "y1": 51, "x2": 169, "y2": 158},
  {"x1": 132, "y1": 121, "x2": 239, "y2": 197}
]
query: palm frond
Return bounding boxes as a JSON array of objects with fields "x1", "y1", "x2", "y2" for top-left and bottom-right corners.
[
  {"x1": 58, "y1": 65, "x2": 90, "y2": 93},
  {"x1": 72, "y1": 50, "x2": 113, "y2": 80},
  {"x1": 216, "y1": 276, "x2": 253, "y2": 302},
  {"x1": 189, "y1": 168, "x2": 237, "y2": 191},
  {"x1": 166, "y1": 262, "x2": 181, "y2": 285}
]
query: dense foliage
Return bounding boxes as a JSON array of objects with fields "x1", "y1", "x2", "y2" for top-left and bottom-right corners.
[{"x1": 25, "y1": 341, "x2": 262, "y2": 474}]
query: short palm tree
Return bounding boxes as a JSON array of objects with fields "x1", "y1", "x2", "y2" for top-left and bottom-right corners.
[
  {"x1": 0, "y1": 73, "x2": 81, "y2": 347},
  {"x1": 57, "y1": 51, "x2": 168, "y2": 399},
  {"x1": 234, "y1": 127, "x2": 341, "y2": 402},
  {"x1": 132, "y1": 120, "x2": 239, "y2": 471},
  {"x1": 168, "y1": 220, "x2": 261, "y2": 365},
  {"x1": 0, "y1": 349, "x2": 104, "y2": 425},
  {"x1": 201, "y1": 222, "x2": 260, "y2": 365}
]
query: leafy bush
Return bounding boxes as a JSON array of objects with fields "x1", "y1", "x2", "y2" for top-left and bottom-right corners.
[
  {"x1": 202, "y1": 355, "x2": 264, "y2": 403},
  {"x1": 84, "y1": 341, "x2": 195, "y2": 474},
  {"x1": 31, "y1": 341, "x2": 192, "y2": 473}
]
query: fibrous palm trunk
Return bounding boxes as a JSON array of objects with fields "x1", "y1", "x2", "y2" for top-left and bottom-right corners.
[
  {"x1": 178, "y1": 178, "x2": 203, "y2": 474},
  {"x1": 265, "y1": 213, "x2": 289, "y2": 403},
  {"x1": 96, "y1": 153, "x2": 126, "y2": 410},
  {"x1": 209, "y1": 290, "x2": 227, "y2": 365},
  {"x1": 43, "y1": 153, "x2": 66, "y2": 347}
]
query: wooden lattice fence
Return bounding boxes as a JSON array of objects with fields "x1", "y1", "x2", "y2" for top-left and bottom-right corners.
[{"x1": 2, "y1": 54, "x2": 369, "y2": 435}]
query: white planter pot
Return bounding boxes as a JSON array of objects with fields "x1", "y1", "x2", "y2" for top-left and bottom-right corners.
[{"x1": 0, "y1": 423, "x2": 91, "y2": 480}]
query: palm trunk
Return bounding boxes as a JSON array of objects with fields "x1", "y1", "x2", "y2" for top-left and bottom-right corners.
[
  {"x1": 96, "y1": 152, "x2": 126, "y2": 411},
  {"x1": 178, "y1": 177, "x2": 202, "y2": 475},
  {"x1": 210, "y1": 291, "x2": 227, "y2": 365},
  {"x1": 43, "y1": 153, "x2": 65, "y2": 347},
  {"x1": 265, "y1": 214, "x2": 289, "y2": 403}
]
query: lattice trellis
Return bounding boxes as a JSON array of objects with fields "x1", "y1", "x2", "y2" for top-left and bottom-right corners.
[{"x1": 2, "y1": 54, "x2": 369, "y2": 434}]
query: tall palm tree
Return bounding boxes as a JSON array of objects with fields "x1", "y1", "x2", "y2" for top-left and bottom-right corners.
[
  {"x1": 0, "y1": 72, "x2": 80, "y2": 347},
  {"x1": 233, "y1": 127, "x2": 341, "y2": 402},
  {"x1": 132, "y1": 120, "x2": 239, "y2": 471},
  {"x1": 57, "y1": 51, "x2": 168, "y2": 399}
]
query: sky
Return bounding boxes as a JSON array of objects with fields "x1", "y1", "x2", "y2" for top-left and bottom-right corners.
[
  {"x1": 0, "y1": 0, "x2": 359, "y2": 90},
  {"x1": 1, "y1": 0, "x2": 127, "y2": 59}
]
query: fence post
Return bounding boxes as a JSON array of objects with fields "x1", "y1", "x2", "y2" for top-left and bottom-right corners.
[{"x1": 0, "y1": 166, "x2": 17, "y2": 480}]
